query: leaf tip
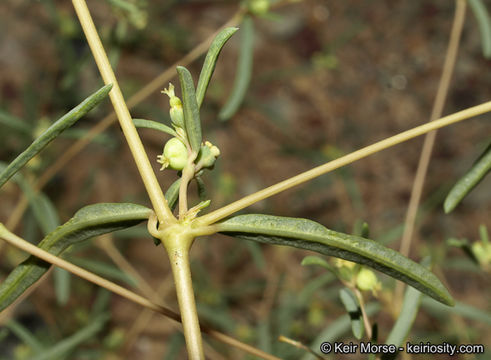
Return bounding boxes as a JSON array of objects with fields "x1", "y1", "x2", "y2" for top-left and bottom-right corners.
[
  {"x1": 176, "y1": 65, "x2": 188, "y2": 74},
  {"x1": 443, "y1": 199, "x2": 454, "y2": 214}
]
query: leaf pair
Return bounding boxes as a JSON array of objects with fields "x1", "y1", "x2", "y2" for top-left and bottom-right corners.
[
  {"x1": 177, "y1": 27, "x2": 239, "y2": 153},
  {"x1": 132, "y1": 27, "x2": 239, "y2": 150}
]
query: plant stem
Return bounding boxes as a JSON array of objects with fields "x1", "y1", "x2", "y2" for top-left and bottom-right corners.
[
  {"x1": 162, "y1": 233, "x2": 204, "y2": 360},
  {"x1": 197, "y1": 100, "x2": 491, "y2": 225},
  {"x1": 0, "y1": 224, "x2": 179, "y2": 321},
  {"x1": 71, "y1": 0, "x2": 175, "y2": 225},
  {"x1": 353, "y1": 288, "x2": 372, "y2": 340},
  {"x1": 0, "y1": 223, "x2": 280, "y2": 360},
  {"x1": 396, "y1": 0, "x2": 466, "y2": 307},
  {"x1": 179, "y1": 158, "x2": 197, "y2": 219}
]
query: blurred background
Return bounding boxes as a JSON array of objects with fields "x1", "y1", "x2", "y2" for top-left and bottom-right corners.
[{"x1": 0, "y1": 0, "x2": 490, "y2": 359}]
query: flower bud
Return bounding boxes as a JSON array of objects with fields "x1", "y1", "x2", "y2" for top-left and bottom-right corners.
[
  {"x1": 472, "y1": 242, "x2": 491, "y2": 265},
  {"x1": 162, "y1": 83, "x2": 184, "y2": 128},
  {"x1": 157, "y1": 137, "x2": 188, "y2": 171},
  {"x1": 248, "y1": 0, "x2": 269, "y2": 16},
  {"x1": 197, "y1": 141, "x2": 220, "y2": 169},
  {"x1": 334, "y1": 258, "x2": 356, "y2": 282},
  {"x1": 356, "y1": 268, "x2": 379, "y2": 292}
]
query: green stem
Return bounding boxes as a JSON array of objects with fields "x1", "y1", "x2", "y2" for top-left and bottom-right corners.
[
  {"x1": 179, "y1": 167, "x2": 193, "y2": 218},
  {"x1": 72, "y1": 0, "x2": 175, "y2": 225},
  {"x1": 162, "y1": 233, "x2": 204, "y2": 360}
]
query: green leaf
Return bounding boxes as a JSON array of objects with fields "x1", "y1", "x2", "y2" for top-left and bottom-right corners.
[
  {"x1": 0, "y1": 203, "x2": 151, "y2": 312},
  {"x1": 421, "y1": 298, "x2": 491, "y2": 326},
  {"x1": 0, "y1": 109, "x2": 31, "y2": 137},
  {"x1": 0, "y1": 161, "x2": 72, "y2": 305},
  {"x1": 176, "y1": 66, "x2": 202, "y2": 153},
  {"x1": 218, "y1": 16, "x2": 254, "y2": 121},
  {"x1": 381, "y1": 286, "x2": 422, "y2": 360},
  {"x1": 339, "y1": 288, "x2": 364, "y2": 340},
  {"x1": 0, "y1": 84, "x2": 112, "y2": 190},
  {"x1": 479, "y1": 224, "x2": 489, "y2": 244},
  {"x1": 6, "y1": 320, "x2": 45, "y2": 353},
  {"x1": 382, "y1": 258, "x2": 430, "y2": 360},
  {"x1": 165, "y1": 178, "x2": 182, "y2": 211},
  {"x1": 301, "y1": 303, "x2": 381, "y2": 360},
  {"x1": 244, "y1": 241, "x2": 265, "y2": 270},
  {"x1": 67, "y1": 257, "x2": 138, "y2": 287},
  {"x1": 29, "y1": 192, "x2": 60, "y2": 235},
  {"x1": 195, "y1": 175, "x2": 207, "y2": 201},
  {"x1": 469, "y1": 0, "x2": 491, "y2": 59},
  {"x1": 444, "y1": 142, "x2": 491, "y2": 213},
  {"x1": 133, "y1": 118, "x2": 178, "y2": 137},
  {"x1": 29, "y1": 313, "x2": 109, "y2": 360},
  {"x1": 54, "y1": 267, "x2": 71, "y2": 306},
  {"x1": 353, "y1": 220, "x2": 370, "y2": 238},
  {"x1": 301, "y1": 255, "x2": 337, "y2": 274},
  {"x1": 218, "y1": 214, "x2": 454, "y2": 306},
  {"x1": 5, "y1": 166, "x2": 60, "y2": 235},
  {"x1": 196, "y1": 27, "x2": 239, "y2": 108},
  {"x1": 163, "y1": 332, "x2": 186, "y2": 360},
  {"x1": 0, "y1": 162, "x2": 61, "y2": 237}
]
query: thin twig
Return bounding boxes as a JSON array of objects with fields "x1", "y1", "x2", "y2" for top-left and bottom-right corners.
[
  {"x1": 97, "y1": 235, "x2": 158, "y2": 300},
  {"x1": 197, "y1": 99, "x2": 491, "y2": 226},
  {"x1": 278, "y1": 335, "x2": 325, "y2": 360},
  {"x1": 353, "y1": 288, "x2": 372, "y2": 340},
  {"x1": 396, "y1": 0, "x2": 467, "y2": 306},
  {"x1": 0, "y1": 225, "x2": 281, "y2": 360},
  {"x1": 122, "y1": 277, "x2": 174, "y2": 354}
]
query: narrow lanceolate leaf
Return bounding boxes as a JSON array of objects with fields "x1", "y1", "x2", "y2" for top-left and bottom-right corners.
[
  {"x1": 0, "y1": 109, "x2": 31, "y2": 136},
  {"x1": 1, "y1": 162, "x2": 60, "y2": 235},
  {"x1": 195, "y1": 176, "x2": 207, "y2": 201},
  {"x1": 176, "y1": 66, "x2": 202, "y2": 153},
  {"x1": 0, "y1": 203, "x2": 151, "y2": 312},
  {"x1": 165, "y1": 178, "x2": 182, "y2": 211},
  {"x1": 0, "y1": 84, "x2": 112, "y2": 189},
  {"x1": 301, "y1": 255, "x2": 337, "y2": 274},
  {"x1": 339, "y1": 288, "x2": 364, "y2": 340},
  {"x1": 30, "y1": 314, "x2": 109, "y2": 360},
  {"x1": 133, "y1": 118, "x2": 178, "y2": 137},
  {"x1": 469, "y1": 0, "x2": 491, "y2": 59},
  {"x1": 444, "y1": 142, "x2": 491, "y2": 213},
  {"x1": 382, "y1": 258, "x2": 430, "y2": 360},
  {"x1": 383, "y1": 287, "x2": 422, "y2": 358},
  {"x1": 218, "y1": 16, "x2": 254, "y2": 121},
  {"x1": 6, "y1": 320, "x2": 45, "y2": 353},
  {"x1": 218, "y1": 214, "x2": 454, "y2": 306},
  {"x1": 196, "y1": 27, "x2": 239, "y2": 108}
]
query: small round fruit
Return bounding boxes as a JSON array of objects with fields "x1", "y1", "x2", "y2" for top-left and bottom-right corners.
[{"x1": 158, "y1": 137, "x2": 188, "y2": 170}]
